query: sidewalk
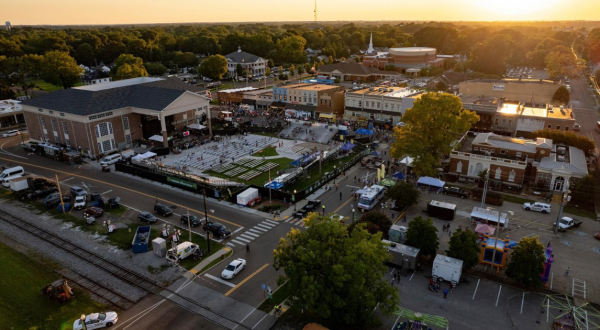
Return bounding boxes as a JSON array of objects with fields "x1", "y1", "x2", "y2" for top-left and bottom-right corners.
[{"x1": 187, "y1": 246, "x2": 232, "y2": 275}]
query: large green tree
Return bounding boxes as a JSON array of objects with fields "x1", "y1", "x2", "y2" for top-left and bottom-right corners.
[
  {"x1": 505, "y1": 237, "x2": 545, "y2": 287},
  {"x1": 41, "y1": 51, "x2": 84, "y2": 89},
  {"x1": 145, "y1": 62, "x2": 168, "y2": 76},
  {"x1": 446, "y1": 228, "x2": 480, "y2": 270},
  {"x1": 76, "y1": 43, "x2": 96, "y2": 67},
  {"x1": 112, "y1": 54, "x2": 148, "y2": 81},
  {"x1": 198, "y1": 55, "x2": 228, "y2": 81},
  {"x1": 276, "y1": 35, "x2": 307, "y2": 64},
  {"x1": 390, "y1": 93, "x2": 479, "y2": 177},
  {"x1": 385, "y1": 181, "x2": 419, "y2": 209},
  {"x1": 469, "y1": 35, "x2": 513, "y2": 75},
  {"x1": 404, "y1": 216, "x2": 439, "y2": 257},
  {"x1": 545, "y1": 51, "x2": 577, "y2": 79},
  {"x1": 274, "y1": 213, "x2": 399, "y2": 327},
  {"x1": 552, "y1": 85, "x2": 570, "y2": 105},
  {"x1": 348, "y1": 211, "x2": 392, "y2": 236},
  {"x1": 530, "y1": 129, "x2": 595, "y2": 157}
]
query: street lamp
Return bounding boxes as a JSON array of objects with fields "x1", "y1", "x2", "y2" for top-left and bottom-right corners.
[
  {"x1": 333, "y1": 165, "x2": 337, "y2": 184},
  {"x1": 293, "y1": 190, "x2": 297, "y2": 211}
]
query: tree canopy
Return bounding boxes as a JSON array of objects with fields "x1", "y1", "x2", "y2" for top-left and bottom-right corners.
[
  {"x1": 273, "y1": 213, "x2": 399, "y2": 327},
  {"x1": 505, "y1": 237, "x2": 545, "y2": 287},
  {"x1": 40, "y1": 51, "x2": 83, "y2": 89},
  {"x1": 385, "y1": 181, "x2": 419, "y2": 209},
  {"x1": 112, "y1": 54, "x2": 148, "y2": 81},
  {"x1": 545, "y1": 51, "x2": 578, "y2": 79},
  {"x1": 198, "y1": 55, "x2": 228, "y2": 80},
  {"x1": 404, "y1": 216, "x2": 439, "y2": 257},
  {"x1": 348, "y1": 211, "x2": 392, "y2": 237},
  {"x1": 446, "y1": 228, "x2": 480, "y2": 270},
  {"x1": 390, "y1": 93, "x2": 479, "y2": 177},
  {"x1": 552, "y1": 85, "x2": 570, "y2": 105},
  {"x1": 530, "y1": 129, "x2": 595, "y2": 157}
]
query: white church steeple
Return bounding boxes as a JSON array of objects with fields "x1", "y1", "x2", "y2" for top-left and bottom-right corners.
[{"x1": 367, "y1": 32, "x2": 374, "y2": 54}]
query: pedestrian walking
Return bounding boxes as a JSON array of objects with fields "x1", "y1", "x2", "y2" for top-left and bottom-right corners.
[
  {"x1": 391, "y1": 213, "x2": 395, "y2": 220},
  {"x1": 403, "y1": 215, "x2": 407, "y2": 223},
  {"x1": 448, "y1": 230, "x2": 452, "y2": 237},
  {"x1": 339, "y1": 192, "x2": 342, "y2": 201},
  {"x1": 565, "y1": 267, "x2": 570, "y2": 277},
  {"x1": 246, "y1": 244, "x2": 250, "y2": 254},
  {"x1": 443, "y1": 288, "x2": 449, "y2": 299},
  {"x1": 397, "y1": 271, "x2": 401, "y2": 284}
]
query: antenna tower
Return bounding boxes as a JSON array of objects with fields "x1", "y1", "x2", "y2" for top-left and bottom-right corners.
[{"x1": 314, "y1": 0, "x2": 317, "y2": 23}]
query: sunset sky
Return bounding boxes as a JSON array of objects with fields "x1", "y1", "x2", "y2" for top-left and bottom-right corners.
[{"x1": 3, "y1": 0, "x2": 599, "y2": 25}]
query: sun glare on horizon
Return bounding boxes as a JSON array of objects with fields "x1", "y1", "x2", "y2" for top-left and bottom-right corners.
[{"x1": 473, "y1": 0, "x2": 560, "y2": 19}]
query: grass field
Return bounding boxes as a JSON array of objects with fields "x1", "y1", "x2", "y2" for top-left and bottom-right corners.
[
  {"x1": 0, "y1": 242, "x2": 107, "y2": 330},
  {"x1": 205, "y1": 157, "x2": 293, "y2": 187},
  {"x1": 252, "y1": 146, "x2": 278, "y2": 157},
  {"x1": 285, "y1": 154, "x2": 356, "y2": 192}
]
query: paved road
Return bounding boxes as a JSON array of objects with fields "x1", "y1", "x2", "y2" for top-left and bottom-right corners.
[{"x1": 570, "y1": 76, "x2": 600, "y2": 150}]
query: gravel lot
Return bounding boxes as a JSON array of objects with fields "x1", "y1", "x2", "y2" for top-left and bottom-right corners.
[{"x1": 0, "y1": 199, "x2": 184, "y2": 302}]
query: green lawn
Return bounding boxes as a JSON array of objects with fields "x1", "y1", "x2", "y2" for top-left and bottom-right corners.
[
  {"x1": 564, "y1": 205, "x2": 598, "y2": 220},
  {"x1": 252, "y1": 146, "x2": 279, "y2": 157},
  {"x1": 285, "y1": 154, "x2": 355, "y2": 192},
  {"x1": 31, "y1": 79, "x2": 82, "y2": 92},
  {"x1": 501, "y1": 194, "x2": 535, "y2": 205},
  {"x1": 0, "y1": 242, "x2": 107, "y2": 330},
  {"x1": 258, "y1": 280, "x2": 291, "y2": 312}
]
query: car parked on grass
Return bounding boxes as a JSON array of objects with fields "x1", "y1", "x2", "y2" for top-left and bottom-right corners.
[
  {"x1": 203, "y1": 221, "x2": 231, "y2": 238},
  {"x1": 221, "y1": 258, "x2": 246, "y2": 279},
  {"x1": 84, "y1": 206, "x2": 104, "y2": 217},
  {"x1": 523, "y1": 202, "x2": 551, "y2": 214},
  {"x1": 442, "y1": 186, "x2": 470, "y2": 199},
  {"x1": 181, "y1": 214, "x2": 204, "y2": 227},
  {"x1": 73, "y1": 311, "x2": 118, "y2": 330},
  {"x1": 138, "y1": 211, "x2": 157, "y2": 224},
  {"x1": 154, "y1": 203, "x2": 173, "y2": 216}
]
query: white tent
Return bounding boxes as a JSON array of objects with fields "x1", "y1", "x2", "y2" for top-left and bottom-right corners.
[
  {"x1": 149, "y1": 135, "x2": 163, "y2": 143},
  {"x1": 132, "y1": 151, "x2": 157, "y2": 161},
  {"x1": 400, "y1": 156, "x2": 414, "y2": 166},
  {"x1": 188, "y1": 123, "x2": 206, "y2": 130},
  {"x1": 417, "y1": 176, "x2": 445, "y2": 188}
]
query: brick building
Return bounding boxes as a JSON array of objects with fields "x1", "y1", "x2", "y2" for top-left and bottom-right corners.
[
  {"x1": 459, "y1": 79, "x2": 561, "y2": 105},
  {"x1": 343, "y1": 86, "x2": 424, "y2": 126},
  {"x1": 315, "y1": 62, "x2": 401, "y2": 82},
  {"x1": 271, "y1": 83, "x2": 345, "y2": 119},
  {"x1": 362, "y1": 38, "x2": 444, "y2": 73},
  {"x1": 22, "y1": 77, "x2": 210, "y2": 159}
]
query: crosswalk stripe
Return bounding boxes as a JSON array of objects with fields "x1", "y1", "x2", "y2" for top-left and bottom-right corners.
[
  {"x1": 240, "y1": 234, "x2": 256, "y2": 240},
  {"x1": 259, "y1": 222, "x2": 276, "y2": 228},
  {"x1": 226, "y1": 242, "x2": 236, "y2": 247},
  {"x1": 284, "y1": 218, "x2": 293, "y2": 223},
  {"x1": 243, "y1": 231, "x2": 260, "y2": 238},
  {"x1": 249, "y1": 229, "x2": 263, "y2": 235},
  {"x1": 289, "y1": 219, "x2": 298, "y2": 224},
  {"x1": 263, "y1": 219, "x2": 279, "y2": 225},
  {"x1": 235, "y1": 237, "x2": 251, "y2": 243},
  {"x1": 231, "y1": 239, "x2": 246, "y2": 245},
  {"x1": 253, "y1": 226, "x2": 269, "y2": 232}
]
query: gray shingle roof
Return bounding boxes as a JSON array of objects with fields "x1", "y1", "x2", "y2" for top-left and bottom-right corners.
[
  {"x1": 225, "y1": 50, "x2": 262, "y2": 63},
  {"x1": 23, "y1": 77, "x2": 205, "y2": 116}
]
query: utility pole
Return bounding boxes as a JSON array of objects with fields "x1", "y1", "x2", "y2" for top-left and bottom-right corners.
[
  {"x1": 268, "y1": 168, "x2": 272, "y2": 203},
  {"x1": 187, "y1": 208, "x2": 192, "y2": 242},
  {"x1": 203, "y1": 189, "x2": 211, "y2": 253},
  {"x1": 553, "y1": 182, "x2": 571, "y2": 235},
  {"x1": 55, "y1": 174, "x2": 65, "y2": 214},
  {"x1": 480, "y1": 169, "x2": 490, "y2": 208}
]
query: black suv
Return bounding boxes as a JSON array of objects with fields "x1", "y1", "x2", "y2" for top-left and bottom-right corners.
[
  {"x1": 154, "y1": 203, "x2": 173, "y2": 216},
  {"x1": 202, "y1": 221, "x2": 231, "y2": 239},
  {"x1": 442, "y1": 186, "x2": 470, "y2": 199},
  {"x1": 42, "y1": 193, "x2": 71, "y2": 208},
  {"x1": 294, "y1": 199, "x2": 322, "y2": 218},
  {"x1": 181, "y1": 214, "x2": 204, "y2": 227}
]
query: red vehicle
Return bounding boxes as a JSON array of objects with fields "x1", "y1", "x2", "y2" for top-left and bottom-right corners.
[
  {"x1": 248, "y1": 196, "x2": 262, "y2": 207},
  {"x1": 84, "y1": 206, "x2": 104, "y2": 217}
]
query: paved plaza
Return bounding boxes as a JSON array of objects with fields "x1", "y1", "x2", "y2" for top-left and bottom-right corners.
[{"x1": 279, "y1": 121, "x2": 339, "y2": 144}]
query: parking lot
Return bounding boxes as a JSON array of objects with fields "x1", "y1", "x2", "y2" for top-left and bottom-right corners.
[{"x1": 401, "y1": 191, "x2": 600, "y2": 306}]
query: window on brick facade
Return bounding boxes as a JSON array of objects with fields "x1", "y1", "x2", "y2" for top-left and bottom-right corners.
[
  {"x1": 125, "y1": 134, "x2": 132, "y2": 146},
  {"x1": 123, "y1": 117, "x2": 130, "y2": 130},
  {"x1": 456, "y1": 161, "x2": 463, "y2": 173},
  {"x1": 62, "y1": 122, "x2": 68, "y2": 135},
  {"x1": 556, "y1": 125, "x2": 561, "y2": 130},
  {"x1": 509, "y1": 170, "x2": 516, "y2": 182},
  {"x1": 95, "y1": 122, "x2": 113, "y2": 138},
  {"x1": 495, "y1": 168, "x2": 501, "y2": 180}
]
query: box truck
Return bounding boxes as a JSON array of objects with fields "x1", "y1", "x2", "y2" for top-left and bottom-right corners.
[{"x1": 427, "y1": 200, "x2": 456, "y2": 221}]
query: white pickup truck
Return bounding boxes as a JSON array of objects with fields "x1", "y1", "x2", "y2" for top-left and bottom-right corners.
[{"x1": 553, "y1": 217, "x2": 582, "y2": 232}]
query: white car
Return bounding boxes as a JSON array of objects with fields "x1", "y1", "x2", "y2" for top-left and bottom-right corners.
[
  {"x1": 221, "y1": 258, "x2": 246, "y2": 279},
  {"x1": 2, "y1": 130, "x2": 20, "y2": 138},
  {"x1": 523, "y1": 202, "x2": 551, "y2": 214},
  {"x1": 73, "y1": 312, "x2": 118, "y2": 330}
]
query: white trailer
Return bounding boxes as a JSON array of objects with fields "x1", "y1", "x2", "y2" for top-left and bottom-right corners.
[
  {"x1": 432, "y1": 254, "x2": 463, "y2": 284},
  {"x1": 237, "y1": 188, "x2": 259, "y2": 207}
]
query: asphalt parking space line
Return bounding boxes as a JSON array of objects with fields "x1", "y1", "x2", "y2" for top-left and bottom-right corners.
[
  {"x1": 204, "y1": 273, "x2": 237, "y2": 288},
  {"x1": 472, "y1": 279, "x2": 480, "y2": 299},
  {"x1": 495, "y1": 285, "x2": 503, "y2": 306},
  {"x1": 252, "y1": 226, "x2": 268, "y2": 232},
  {"x1": 263, "y1": 219, "x2": 279, "y2": 225},
  {"x1": 240, "y1": 234, "x2": 256, "y2": 241},
  {"x1": 248, "y1": 229, "x2": 263, "y2": 235},
  {"x1": 243, "y1": 231, "x2": 260, "y2": 238},
  {"x1": 224, "y1": 263, "x2": 270, "y2": 297},
  {"x1": 0, "y1": 156, "x2": 242, "y2": 227},
  {"x1": 101, "y1": 190, "x2": 112, "y2": 195}
]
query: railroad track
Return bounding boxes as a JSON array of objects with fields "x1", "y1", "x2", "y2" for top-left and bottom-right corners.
[
  {"x1": 0, "y1": 207, "x2": 253, "y2": 330},
  {"x1": 57, "y1": 268, "x2": 135, "y2": 310}
]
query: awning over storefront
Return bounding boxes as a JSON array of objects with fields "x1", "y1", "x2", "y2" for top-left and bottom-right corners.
[
  {"x1": 271, "y1": 101, "x2": 286, "y2": 108},
  {"x1": 149, "y1": 135, "x2": 163, "y2": 143},
  {"x1": 319, "y1": 113, "x2": 336, "y2": 120}
]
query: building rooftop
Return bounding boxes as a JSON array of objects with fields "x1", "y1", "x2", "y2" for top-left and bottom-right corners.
[
  {"x1": 317, "y1": 62, "x2": 401, "y2": 76},
  {"x1": 23, "y1": 77, "x2": 207, "y2": 116},
  {"x1": 464, "y1": 132, "x2": 539, "y2": 154},
  {"x1": 219, "y1": 87, "x2": 258, "y2": 94},
  {"x1": 462, "y1": 78, "x2": 556, "y2": 85},
  {"x1": 538, "y1": 146, "x2": 588, "y2": 176},
  {"x1": 348, "y1": 86, "x2": 423, "y2": 98},
  {"x1": 0, "y1": 99, "x2": 22, "y2": 113},
  {"x1": 295, "y1": 84, "x2": 341, "y2": 92},
  {"x1": 498, "y1": 102, "x2": 573, "y2": 120},
  {"x1": 224, "y1": 47, "x2": 263, "y2": 63},
  {"x1": 73, "y1": 77, "x2": 164, "y2": 91}
]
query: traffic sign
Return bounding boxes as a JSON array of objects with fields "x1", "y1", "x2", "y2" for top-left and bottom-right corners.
[{"x1": 261, "y1": 283, "x2": 266, "y2": 291}]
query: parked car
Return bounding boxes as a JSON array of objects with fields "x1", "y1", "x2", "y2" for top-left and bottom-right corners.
[
  {"x1": 523, "y1": 202, "x2": 551, "y2": 214},
  {"x1": 2, "y1": 130, "x2": 20, "y2": 138},
  {"x1": 181, "y1": 214, "x2": 204, "y2": 227},
  {"x1": 73, "y1": 312, "x2": 118, "y2": 330},
  {"x1": 154, "y1": 203, "x2": 173, "y2": 216},
  {"x1": 442, "y1": 186, "x2": 470, "y2": 199},
  {"x1": 70, "y1": 186, "x2": 87, "y2": 196},
  {"x1": 73, "y1": 195, "x2": 87, "y2": 210},
  {"x1": 84, "y1": 206, "x2": 104, "y2": 217},
  {"x1": 553, "y1": 216, "x2": 582, "y2": 232},
  {"x1": 221, "y1": 258, "x2": 246, "y2": 279},
  {"x1": 203, "y1": 221, "x2": 231, "y2": 238},
  {"x1": 294, "y1": 199, "x2": 322, "y2": 218},
  {"x1": 138, "y1": 211, "x2": 157, "y2": 224},
  {"x1": 42, "y1": 193, "x2": 71, "y2": 208}
]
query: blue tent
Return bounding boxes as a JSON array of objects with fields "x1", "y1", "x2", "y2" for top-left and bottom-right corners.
[
  {"x1": 265, "y1": 181, "x2": 284, "y2": 189},
  {"x1": 356, "y1": 128, "x2": 374, "y2": 135},
  {"x1": 393, "y1": 172, "x2": 405, "y2": 180},
  {"x1": 340, "y1": 142, "x2": 355, "y2": 151},
  {"x1": 370, "y1": 150, "x2": 381, "y2": 157}
]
